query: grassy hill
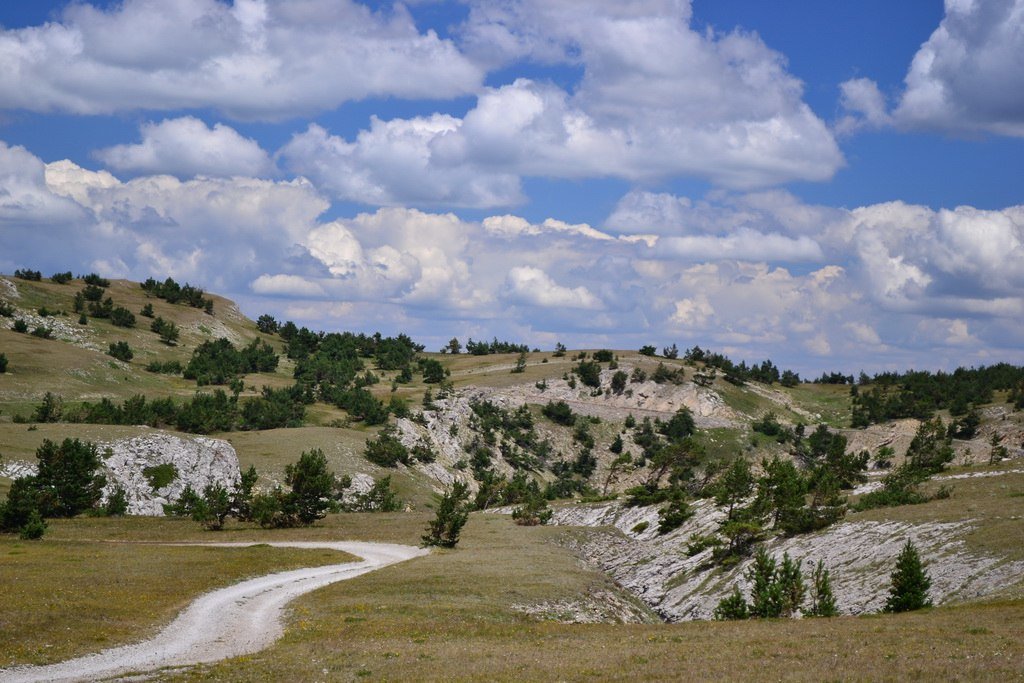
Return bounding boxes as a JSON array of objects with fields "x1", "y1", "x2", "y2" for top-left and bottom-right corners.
[{"x1": 2, "y1": 272, "x2": 1024, "y2": 680}]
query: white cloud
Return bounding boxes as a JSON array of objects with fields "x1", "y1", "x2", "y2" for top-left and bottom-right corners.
[
  {"x1": 96, "y1": 117, "x2": 275, "y2": 178},
  {"x1": 4, "y1": 142, "x2": 1024, "y2": 373},
  {"x1": 0, "y1": 0, "x2": 482, "y2": 120},
  {"x1": 842, "y1": 0, "x2": 1024, "y2": 137},
  {"x1": 280, "y1": 120, "x2": 524, "y2": 208},
  {"x1": 503, "y1": 266, "x2": 603, "y2": 310},
  {"x1": 836, "y1": 77, "x2": 892, "y2": 134},
  {"x1": 654, "y1": 228, "x2": 824, "y2": 262},
  {"x1": 283, "y1": 1, "x2": 844, "y2": 205}
]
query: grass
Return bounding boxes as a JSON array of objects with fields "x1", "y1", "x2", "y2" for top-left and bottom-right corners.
[
  {"x1": 153, "y1": 513, "x2": 1024, "y2": 682},
  {"x1": 0, "y1": 516, "x2": 357, "y2": 667},
  {"x1": 3, "y1": 510, "x2": 1024, "y2": 680}
]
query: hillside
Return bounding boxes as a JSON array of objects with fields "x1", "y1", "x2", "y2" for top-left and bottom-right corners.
[{"x1": 2, "y1": 273, "x2": 1024, "y2": 679}]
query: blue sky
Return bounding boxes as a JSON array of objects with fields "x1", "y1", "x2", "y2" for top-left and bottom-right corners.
[{"x1": 1, "y1": 0, "x2": 1022, "y2": 375}]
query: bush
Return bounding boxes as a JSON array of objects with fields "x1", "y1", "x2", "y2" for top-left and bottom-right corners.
[
  {"x1": 286, "y1": 449, "x2": 335, "y2": 525},
  {"x1": 50, "y1": 271, "x2": 73, "y2": 284},
  {"x1": 143, "y1": 463, "x2": 178, "y2": 490},
  {"x1": 15, "y1": 269, "x2": 42, "y2": 281},
  {"x1": 110, "y1": 306, "x2": 136, "y2": 328},
  {"x1": 541, "y1": 400, "x2": 575, "y2": 426},
  {"x1": 0, "y1": 353, "x2": 6, "y2": 373},
  {"x1": 257, "y1": 314, "x2": 279, "y2": 334},
  {"x1": 30, "y1": 326, "x2": 53, "y2": 339},
  {"x1": 18, "y1": 509, "x2": 47, "y2": 539},
  {"x1": 140, "y1": 303, "x2": 154, "y2": 318},
  {"x1": 574, "y1": 360, "x2": 602, "y2": 388},
  {"x1": 145, "y1": 360, "x2": 183, "y2": 374},
  {"x1": 638, "y1": 345, "x2": 657, "y2": 356},
  {"x1": 0, "y1": 301, "x2": 14, "y2": 317},
  {"x1": 107, "y1": 341, "x2": 134, "y2": 362},
  {"x1": 422, "y1": 481, "x2": 471, "y2": 548},
  {"x1": 363, "y1": 426, "x2": 410, "y2": 467},
  {"x1": 82, "y1": 273, "x2": 110, "y2": 287},
  {"x1": 344, "y1": 476, "x2": 403, "y2": 513},
  {"x1": 12, "y1": 319, "x2": 28, "y2": 333}
]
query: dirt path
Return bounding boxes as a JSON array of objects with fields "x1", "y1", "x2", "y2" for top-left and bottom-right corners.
[{"x1": 0, "y1": 541, "x2": 428, "y2": 683}]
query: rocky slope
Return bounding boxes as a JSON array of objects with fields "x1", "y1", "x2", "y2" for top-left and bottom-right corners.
[{"x1": 547, "y1": 487, "x2": 1024, "y2": 622}]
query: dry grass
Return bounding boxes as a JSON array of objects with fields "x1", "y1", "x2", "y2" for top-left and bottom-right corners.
[
  {"x1": 0, "y1": 516, "x2": 357, "y2": 667},
  {"x1": 162, "y1": 513, "x2": 1024, "y2": 682}
]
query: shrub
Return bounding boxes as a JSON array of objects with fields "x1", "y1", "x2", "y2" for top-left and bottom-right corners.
[
  {"x1": 12, "y1": 319, "x2": 28, "y2": 333},
  {"x1": 574, "y1": 360, "x2": 602, "y2": 388},
  {"x1": 15, "y1": 269, "x2": 42, "y2": 281},
  {"x1": 19, "y1": 509, "x2": 47, "y2": 540},
  {"x1": 107, "y1": 341, "x2": 134, "y2": 362},
  {"x1": 422, "y1": 481, "x2": 471, "y2": 548},
  {"x1": 140, "y1": 303, "x2": 155, "y2": 318},
  {"x1": 256, "y1": 314, "x2": 279, "y2": 334},
  {"x1": 143, "y1": 463, "x2": 178, "y2": 490},
  {"x1": 714, "y1": 585, "x2": 749, "y2": 620},
  {"x1": 0, "y1": 353, "x2": 6, "y2": 373},
  {"x1": 82, "y1": 273, "x2": 110, "y2": 287},
  {"x1": 638, "y1": 345, "x2": 657, "y2": 356},
  {"x1": 344, "y1": 476, "x2": 403, "y2": 512},
  {"x1": 0, "y1": 301, "x2": 14, "y2": 317},
  {"x1": 30, "y1": 326, "x2": 53, "y2": 339},
  {"x1": 541, "y1": 400, "x2": 575, "y2": 426},
  {"x1": 286, "y1": 449, "x2": 335, "y2": 525},
  {"x1": 145, "y1": 360, "x2": 183, "y2": 374},
  {"x1": 363, "y1": 426, "x2": 410, "y2": 467},
  {"x1": 110, "y1": 306, "x2": 136, "y2": 328},
  {"x1": 50, "y1": 271, "x2": 73, "y2": 284}
]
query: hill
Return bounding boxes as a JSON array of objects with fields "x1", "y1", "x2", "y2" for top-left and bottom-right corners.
[{"x1": 2, "y1": 272, "x2": 1024, "y2": 679}]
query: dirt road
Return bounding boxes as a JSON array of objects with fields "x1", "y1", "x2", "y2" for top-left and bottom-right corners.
[{"x1": 0, "y1": 541, "x2": 427, "y2": 682}]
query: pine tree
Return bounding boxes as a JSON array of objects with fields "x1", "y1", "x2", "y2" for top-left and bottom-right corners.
[
  {"x1": 714, "y1": 585, "x2": 749, "y2": 620},
  {"x1": 808, "y1": 560, "x2": 838, "y2": 617},
  {"x1": 777, "y1": 552, "x2": 806, "y2": 617},
  {"x1": 422, "y1": 481, "x2": 471, "y2": 548},
  {"x1": 747, "y1": 547, "x2": 783, "y2": 618},
  {"x1": 884, "y1": 540, "x2": 932, "y2": 613}
]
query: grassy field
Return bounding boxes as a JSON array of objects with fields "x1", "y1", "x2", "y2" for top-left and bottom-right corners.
[
  {"x1": 1, "y1": 510, "x2": 1022, "y2": 680},
  {"x1": 0, "y1": 517, "x2": 356, "y2": 668}
]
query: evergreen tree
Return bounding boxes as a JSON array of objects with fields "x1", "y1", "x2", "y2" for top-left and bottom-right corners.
[
  {"x1": 884, "y1": 540, "x2": 932, "y2": 613},
  {"x1": 777, "y1": 553, "x2": 806, "y2": 617},
  {"x1": 285, "y1": 449, "x2": 334, "y2": 525},
  {"x1": 34, "y1": 438, "x2": 106, "y2": 517},
  {"x1": 747, "y1": 548, "x2": 783, "y2": 618},
  {"x1": 422, "y1": 481, "x2": 471, "y2": 548},
  {"x1": 714, "y1": 585, "x2": 749, "y2": 620},
  {"x1": 808, "y1": 560, "x2": 838, "y2": 617},
  {"x1": 192, "y1": 483, "x2": 233, "y2": 531}
]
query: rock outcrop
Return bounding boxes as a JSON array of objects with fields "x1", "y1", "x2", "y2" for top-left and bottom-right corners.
[
  {"x1": 551, "y1": 498, "x2": 1024, "y2": 621},
  {"x1": 99, "y1": 433, "x2": 242, "y2": 515}
]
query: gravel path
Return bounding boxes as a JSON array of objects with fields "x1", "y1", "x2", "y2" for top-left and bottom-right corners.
[{"x1": 0, "y1": 541, "x2": 428, "y2": 683}]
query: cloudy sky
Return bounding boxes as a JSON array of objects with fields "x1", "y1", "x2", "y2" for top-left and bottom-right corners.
[{"x1": 1, "y1": 0, "x2": 1022, "y2": 375}]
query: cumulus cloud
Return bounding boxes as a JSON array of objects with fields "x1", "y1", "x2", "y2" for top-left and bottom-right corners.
[
  {"x1": 503, "y1": 266, "x2": 603, "y2": 310},
  {"x1": 38, "y1": 158, "x2": 329, "y2": 291},
  {"x1": 4, "y1": 141, "x2": 1023, "y2": 372},
  {"x1": 836, "y1": 77, "x2": 892, "y2": 134},
  {"x1": 0, "y1": 0, "x2": 482, "y2": 119},
  {"x1": 280, "y1": 120, "x2": 524, "y2": 208},
  {"x1": 283, "y1": 1, "x2": 843, "y2": 205},
  {"x1": 95, "y1": 117, "x2": 275, "y2": 178},
  {"x1": 841, "y1": 0, "x2": 1024, "y2": 137}
]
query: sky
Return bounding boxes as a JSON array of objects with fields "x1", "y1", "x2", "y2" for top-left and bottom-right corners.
[{"x1": 1, "y1": 0, "x2": 1022, "y2": 377}]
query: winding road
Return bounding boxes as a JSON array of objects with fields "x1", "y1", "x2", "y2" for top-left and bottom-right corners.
[{"x1": 0, "y1": 541, "x2": 428, "y2": 683}]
